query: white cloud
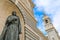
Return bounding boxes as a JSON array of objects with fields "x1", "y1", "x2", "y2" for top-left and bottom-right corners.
[{"x1": 33, "y1": 0, "x2": 60, "y2": 36}]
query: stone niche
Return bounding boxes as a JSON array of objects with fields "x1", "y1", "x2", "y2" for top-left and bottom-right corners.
[{"x1": 0, "y1": 0, "x2": 24, "y2": 37}]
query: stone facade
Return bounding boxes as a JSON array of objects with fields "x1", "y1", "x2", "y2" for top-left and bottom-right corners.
[{"x1": 0, "y1": 0, "x2": 48, "y2": 40}]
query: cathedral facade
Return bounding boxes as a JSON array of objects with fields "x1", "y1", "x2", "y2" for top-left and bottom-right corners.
[
  {"x1": 0, "y1": 0, "x2": 59, "y2": 40},
  {"x1": 0, "y1": 0, "x2": 47, "y2": 40}
]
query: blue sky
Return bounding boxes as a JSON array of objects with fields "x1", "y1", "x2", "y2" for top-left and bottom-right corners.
[
  {"x1": 33, "y1": 7, "x2": 47, "y2": 35},
  {"x1": 33, "y1": 5, "x2": 47, "y2": 35},
  {"x1": 32, "y1": 0, "x2": 60, "y2": 35}
]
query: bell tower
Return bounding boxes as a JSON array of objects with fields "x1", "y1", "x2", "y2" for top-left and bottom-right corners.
[
  {"x1": 43, "y1": 14, "x2": 60, "y2": 40},
  {"x1": 43, "y1": 14, "x2": 54, "y2": 31}
]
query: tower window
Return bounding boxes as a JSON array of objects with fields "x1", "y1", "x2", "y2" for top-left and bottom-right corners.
[{"x1": 45, "y1": 19, "x2": 48, "y2": 23}]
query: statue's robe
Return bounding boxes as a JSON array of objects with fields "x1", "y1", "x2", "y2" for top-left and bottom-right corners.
[{"x1": 0, "y1": 15, "x2": 21, "y2": 40}]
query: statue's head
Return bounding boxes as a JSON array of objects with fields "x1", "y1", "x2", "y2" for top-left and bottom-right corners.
[{"x1": 12, "y1": 11, "x2": 16, "y2": 16}]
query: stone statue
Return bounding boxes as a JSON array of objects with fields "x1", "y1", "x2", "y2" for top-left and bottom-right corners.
[{"x1": 0, "y1": 11, "x2": 21, "y2": 40}]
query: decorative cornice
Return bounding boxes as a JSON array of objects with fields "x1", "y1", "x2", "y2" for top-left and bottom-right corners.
[
  {"x1": 17, "y1": 0, "x2": 37, "y2": 23},
  {"x1": 28, "y1": 0, "x2": 35, "y2": 8}
]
